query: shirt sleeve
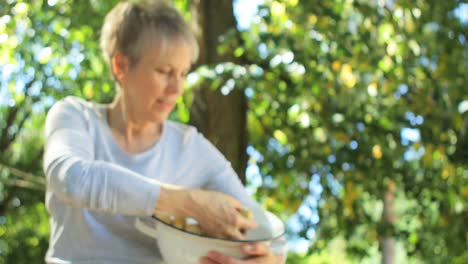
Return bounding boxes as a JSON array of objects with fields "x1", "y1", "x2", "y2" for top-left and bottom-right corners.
[{"x1": 43, "y1": 97, "x2": 161, "y2": 216}]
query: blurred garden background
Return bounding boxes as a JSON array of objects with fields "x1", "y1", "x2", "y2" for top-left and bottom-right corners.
[{"x1": 0, "y1": 0, "x2": 467, "y2": 263}]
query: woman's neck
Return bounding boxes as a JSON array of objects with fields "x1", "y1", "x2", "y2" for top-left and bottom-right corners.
[{"x1": 106, "y1": 95, "x2": 162, "y2": 153}]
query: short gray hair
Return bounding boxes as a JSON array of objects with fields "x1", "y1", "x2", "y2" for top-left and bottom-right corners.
[{"x1": 100, "y1": 0, "x2": 199, "y2": 68}]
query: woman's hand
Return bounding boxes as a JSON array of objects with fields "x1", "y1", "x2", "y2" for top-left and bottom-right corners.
[
  {"x1": 156, "y1": 186, "x2": 257, "y2": 239},
  {"x1": 199, "y1": 243, "x2": 286, "y2": 264},
  {"x1": 186, "y1": 189, "x2": 258, "y2": 239}
]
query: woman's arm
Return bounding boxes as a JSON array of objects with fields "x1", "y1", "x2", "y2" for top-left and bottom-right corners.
[{"x1": 44, "y1": 98, "x2": 161, "y2": 215}]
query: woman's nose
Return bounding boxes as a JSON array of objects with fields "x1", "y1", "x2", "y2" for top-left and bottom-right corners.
[{"x1": 167, "y1": 75, "x2": 183, "y2": 95}]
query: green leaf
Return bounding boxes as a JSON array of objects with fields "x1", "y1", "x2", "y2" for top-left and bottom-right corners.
[{"x1": 273, "y1": 129, "x2": 288, "y2": 145}]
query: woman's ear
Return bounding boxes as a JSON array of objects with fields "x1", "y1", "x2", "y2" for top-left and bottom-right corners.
[{"x1": 112, "y1": 51, "x2": 129, "y2": 82}]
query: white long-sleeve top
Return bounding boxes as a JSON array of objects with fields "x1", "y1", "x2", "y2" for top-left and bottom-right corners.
[{"x1": 43, "y1": 96, "x2": 262, "y2": 264}]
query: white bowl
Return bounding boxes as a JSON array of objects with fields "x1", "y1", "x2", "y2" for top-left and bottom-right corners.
[{"x1": 135, "y1": 207, "x2": 285, "y2": 264}]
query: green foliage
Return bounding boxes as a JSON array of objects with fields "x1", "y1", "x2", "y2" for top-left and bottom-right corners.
[
  {"x1": 0, "y1": 203, "x2": 49, "y2": 264},
  {"x1": 254, "y1": 0, "x2": 464, "y2": 261},
  {"x1": 207, "y1": 0, "x2": 467, "y2": 262}
]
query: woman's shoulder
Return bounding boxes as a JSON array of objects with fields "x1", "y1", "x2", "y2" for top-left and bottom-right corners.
[
  {"x1": 48, "y1": 96, "x2": 104, "y2": 119},
  {"x1": 164, "y1": 121, "x2": 217, "y2": 150},
  {"x1": 49, "y1": 96, "x2": 90, "y2": 113},
  {"x1": 163, "y1": 121, "x2": 228, "y2": 168},
  {"x1": 163, "y1": 121, "x2": 217, "y2": 152},
  {"x1": 164, "y1": 121, "x2": 198, "y2": 143},
  {"x1": 45, "y1": 96, "x2": 104, "y2": 134}
]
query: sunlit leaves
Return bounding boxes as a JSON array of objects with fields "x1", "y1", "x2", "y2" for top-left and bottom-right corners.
[
  {"x1": 270, "y1": 2, "x2": 285, "y2": 17},
  {"x1": 372, "y1": 145, "x2": 383, "y2": 159},
  {"x1": 12, "y1": 3, "x2": 29, "y2": 17},
  {"x1": 37, "y1": 47, "x2": 53, "y2": 64},
  {"x1": 273, "y1": 129, "x2": 288, "y2": 145},
  {"x1": 233, "y1": 0, "x2": 467, "y2": 261},
  {"x1": 0, "y1": 35, "x2": 18, "y2": 64},
  {"x1": 339, "y1": 64, "x2": 356, "y2": 88},
  {"x1": 313, "y1": 127, "x2": 327, "y2": 143},
  {"x1": 378, "y1": 23, "x2": 395, "y2": 44}
]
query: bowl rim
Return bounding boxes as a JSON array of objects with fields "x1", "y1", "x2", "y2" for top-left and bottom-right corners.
[{"x1": 151, "y1": 212, "x2": 285, "y2": 243}]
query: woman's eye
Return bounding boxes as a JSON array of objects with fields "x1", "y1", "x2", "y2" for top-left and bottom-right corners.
[{"x1": 155, "y1": 69, "x2": 170, "y2": 74}]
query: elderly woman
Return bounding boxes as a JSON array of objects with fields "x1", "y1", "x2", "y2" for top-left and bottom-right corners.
[{"x1": 43, "y1": 1, "x2": 286, "y2": 263}]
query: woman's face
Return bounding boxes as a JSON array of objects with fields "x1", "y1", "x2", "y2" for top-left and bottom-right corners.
[{"x1": 117, "y1": 38, "x2": 192, "y2": 124}]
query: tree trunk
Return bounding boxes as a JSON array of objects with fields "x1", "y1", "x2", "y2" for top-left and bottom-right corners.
[
  {"x1": 380, "y1": 181, "x2": 396, "y2": 264},
  {"x1": 189, "y1": 0, "x2": 248, "y2": 183}
]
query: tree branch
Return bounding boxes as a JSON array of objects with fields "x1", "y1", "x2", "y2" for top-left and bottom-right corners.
[
  {"x1": 4, "y1": 179, "x2": 44, "y2": 192},
  {"x1": 0, "y1": 73, "x2": 37, "y2": 155},
  {"x1": 0, "y1": 187, "x2": 17, "y2": 215},
  {"x1": 0, "y1": 106, "x2": 19, "y2": 153},
  {"x1": 0, "y1": 163, "x2": 45, "y2": 185},
  {"x1": 5, "y1": 110, "x2": 32, "y2": 149}
]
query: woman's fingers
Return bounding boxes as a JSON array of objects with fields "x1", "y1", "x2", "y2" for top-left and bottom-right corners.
[
  {"x1": 225, "y1": 226, "x2": 249, "y2": 240},
  {"x1": 201, "y1": 243, "x2": 284, "y2": 264},
  {"x1": 203, "y1": 251, "x2": 242, "y2": 264},
  {"x1": 241, "y1": 243, "x2": 270, "y2": 256},
  {"x1": 224, "y1": 209, "x2": 258, "y2": 239},
  {"x1": 202, "y1": 248, "x2": 279, "y2": 264},
  {"x1": 199, "y1": 256, "x2": 220, "y2": 264},
  {"x1": 236, "y1": 212, "x2": 258, "y2": 231}
]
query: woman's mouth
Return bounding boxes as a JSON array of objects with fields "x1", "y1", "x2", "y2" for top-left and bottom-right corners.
[{"x1": 156, "y1": 99, "x2": 175, "y2": 111}]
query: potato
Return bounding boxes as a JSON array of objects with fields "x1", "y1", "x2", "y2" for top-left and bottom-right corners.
[
  {"x1": 238, "y1": 208, "x2": 253, "y2": 219},
  {"x1": 173, "y1": 216, "x2": 186, "y2": 230},
  {"x1": 185, "y1": 223, "x2": 202, "y2": 235},
  {"x1": 155, "y1": 212, "x2": 172, "y2": 225}
]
